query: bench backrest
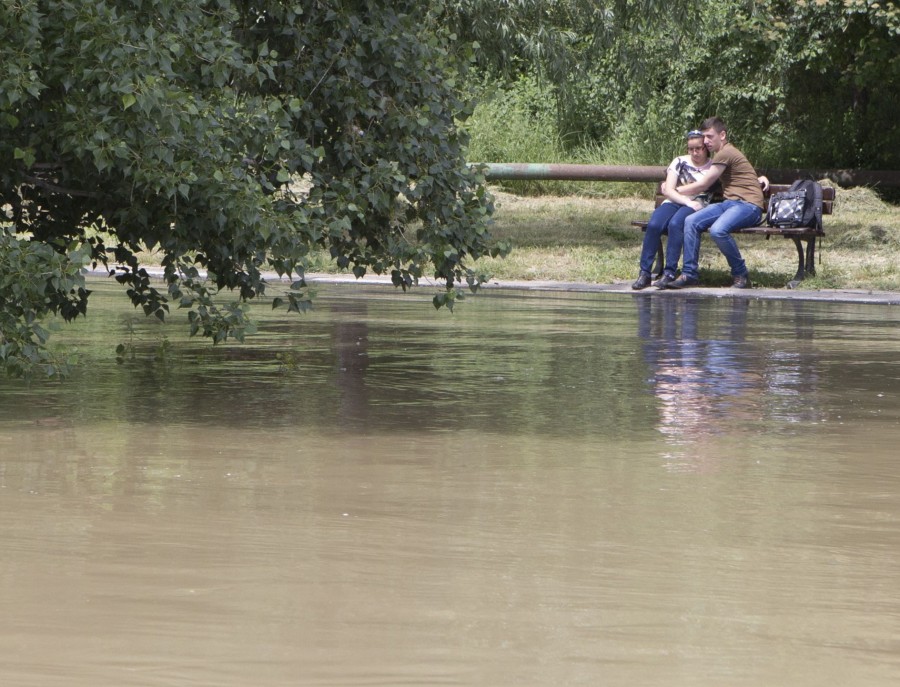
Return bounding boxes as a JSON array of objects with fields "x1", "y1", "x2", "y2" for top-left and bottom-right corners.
[{"x1": 653, "y1": 183, "x2": 835, "y2": 214}]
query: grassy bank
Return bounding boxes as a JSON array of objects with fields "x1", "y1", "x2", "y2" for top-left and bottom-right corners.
[
  {"x1": 469, "y1": 185, "x2": 900, "y2": 291},
  {"x1": 131, "y1": 184, "x2": 899, "y2": 293}
]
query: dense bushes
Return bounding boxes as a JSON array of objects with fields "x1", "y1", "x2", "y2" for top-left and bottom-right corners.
[{"x1": 461, "y1": 0, "x2": 899, "y2": 175}]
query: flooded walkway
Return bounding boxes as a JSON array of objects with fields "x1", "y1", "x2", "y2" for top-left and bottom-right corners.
[{"x1": 2, "y1": 281, "x2": 900, "y2": 686}]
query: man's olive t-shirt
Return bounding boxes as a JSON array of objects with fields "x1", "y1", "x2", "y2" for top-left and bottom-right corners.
[{"x1": 712, "y1": 143, "x2": 765, "y2": 210}]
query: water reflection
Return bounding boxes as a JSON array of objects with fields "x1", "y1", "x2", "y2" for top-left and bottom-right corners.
[
  {"x1": 331, "y1": 299, "x2": 372, "y2": 429},
  {"x1": 635, "y1": 295, "x2": 840, "y2": 472},
  {"x1": 637, "y1": 295, "x2": 757, "y2": 445}
]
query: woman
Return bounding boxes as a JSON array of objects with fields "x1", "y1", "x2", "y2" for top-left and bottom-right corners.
[{"x1": 632, "y1": 130, "x2": 714, "y2": 290}]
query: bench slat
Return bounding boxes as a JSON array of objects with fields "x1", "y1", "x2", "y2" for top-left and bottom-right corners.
[{"x1": 732, "y1": 226, "x2": 824, "y2": 237}]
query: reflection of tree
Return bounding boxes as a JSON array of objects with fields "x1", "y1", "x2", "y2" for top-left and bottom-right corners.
[{"x1": 329, "y1": 300, "x2": 371, "y2": 430}]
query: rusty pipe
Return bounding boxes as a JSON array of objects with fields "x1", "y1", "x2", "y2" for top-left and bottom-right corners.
[{"x1": 474, "y1": 163, "x2": 900, "y2": 187}]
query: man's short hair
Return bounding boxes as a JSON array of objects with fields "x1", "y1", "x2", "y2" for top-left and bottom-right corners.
[{"x1": 701, "y1": 116, "x2": 727, "y2": 133}]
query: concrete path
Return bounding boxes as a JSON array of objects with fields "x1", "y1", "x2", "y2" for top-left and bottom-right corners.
[
  {"x1": 89, "y1": 268, "x2": 900, "y2": 306},
  {"x1": 303, "y1": 273, "x2": 900, "y2": 306}
]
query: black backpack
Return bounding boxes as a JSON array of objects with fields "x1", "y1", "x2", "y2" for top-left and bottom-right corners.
[{"x1": 767, "y1": 179, "x2": 824, "y2": 231}]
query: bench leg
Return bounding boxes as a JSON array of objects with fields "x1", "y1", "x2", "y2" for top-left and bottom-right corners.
[
  {"x1": 788, "y1": 237, "x2": 806, "y2": 289},
  {"x1": 788, "y1": 236, "x2": 817, "y2": 289},
  {"x1": 805, "y1": 236, "x2": 817, "y2": 277}
]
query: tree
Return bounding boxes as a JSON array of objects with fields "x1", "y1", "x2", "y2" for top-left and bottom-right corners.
[
  {"x1": 436, "y1": 0, "x2": 697, "y2": 143},
  {"x1": 0, "y1": 0, "x2": 506, "y2": 378},
  {"x1": 452, "y1": 0, "x2": 899, "y2": 167},
  {"x1": 644, "y1": 0, "x2": 900, "y2": 167}
]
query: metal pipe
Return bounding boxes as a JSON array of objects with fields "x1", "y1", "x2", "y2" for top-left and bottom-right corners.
[
  {"x1": 476, "y1": 163, "x2": 900, "y2": 187},
  {"x1": 478, "y1": 163, "x2": 664, "y2": 182},
  {"x1": 756, "y1": 168, "x2": 900, "y2": 188}
]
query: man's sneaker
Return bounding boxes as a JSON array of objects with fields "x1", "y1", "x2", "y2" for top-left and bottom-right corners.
[
  {"x1": 662, "y1": 275, "x2": 700, "y2": 289},
  {"x1": 631, "y1": 271, "x2": 652, "y2": 290},
  {"x1": 653, "y1": 273, "x2": 677, "y2": 289},
  {"x1": 732, "y1": 274, "x2": 752, "y2": 289}
]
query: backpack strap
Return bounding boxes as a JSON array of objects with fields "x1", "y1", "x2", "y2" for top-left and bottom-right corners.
[{"x1": 812, "y1": 181, "x2": 823, "y2": 232}]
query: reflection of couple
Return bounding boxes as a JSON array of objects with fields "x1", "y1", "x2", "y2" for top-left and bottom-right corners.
[{"x1": 636, "y1": 296, "x2": 761, "y2": 465}]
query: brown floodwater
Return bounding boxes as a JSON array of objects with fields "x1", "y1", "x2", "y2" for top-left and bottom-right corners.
[{"x1": 2, "y1": 282, "x2": 900, "y2": 686}]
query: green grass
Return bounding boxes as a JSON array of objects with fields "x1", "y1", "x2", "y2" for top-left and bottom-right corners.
[{"x1": 129, "y1": 184, "x2": 900, "y2": 292}]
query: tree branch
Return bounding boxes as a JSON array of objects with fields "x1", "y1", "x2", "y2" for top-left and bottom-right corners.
[{"x1": 22, "y1": 175, "x2": 101, "y2": 198}]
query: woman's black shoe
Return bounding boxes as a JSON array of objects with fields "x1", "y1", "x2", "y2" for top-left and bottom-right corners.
[
  {"x1": 631, "y1": 272, "x2": 652, "y2": 290},
  {"x1": 663, "y1": 275, "x2": 701, "y2": 289}
]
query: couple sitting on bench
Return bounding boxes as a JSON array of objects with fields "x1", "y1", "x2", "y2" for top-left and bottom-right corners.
[{"x1": 632, "y1": 116, "x2": 768, "y2": 291}]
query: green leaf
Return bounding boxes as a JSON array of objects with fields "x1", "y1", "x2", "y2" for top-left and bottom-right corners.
[{"x1": 13, "y1": 147, "x2": 36, "y2": 168}]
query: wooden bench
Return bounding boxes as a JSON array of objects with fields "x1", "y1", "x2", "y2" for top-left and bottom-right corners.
[{"x1": 631, "y1": 184, "x2": 836, "y2": 288}]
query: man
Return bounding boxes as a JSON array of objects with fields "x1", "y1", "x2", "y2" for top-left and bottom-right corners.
[{"x1": 663, "y1": 117, "x2": 768, "y2": 289}]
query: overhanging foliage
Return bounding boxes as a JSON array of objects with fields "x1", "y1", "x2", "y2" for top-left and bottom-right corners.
[{"x1": 1, "y1": 0, "x2": 505, "y2": 378}]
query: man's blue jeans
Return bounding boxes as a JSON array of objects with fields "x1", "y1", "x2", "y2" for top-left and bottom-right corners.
[
  {"x1": 681, "y1": 200, "x2": 763, "y2": 279},
  {"x1": 639, "y1": 202, "x2": 695, "y2": 277}
]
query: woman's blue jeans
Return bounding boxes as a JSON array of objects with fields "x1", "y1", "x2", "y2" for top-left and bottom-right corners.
[
  {"x1": 681, "y1": 200, "x2": 763, "y2": 279},
  {"x1": 639, "y1": 202, "x2": 695, "y2": 276}
]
